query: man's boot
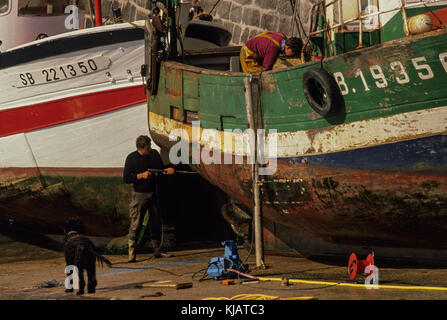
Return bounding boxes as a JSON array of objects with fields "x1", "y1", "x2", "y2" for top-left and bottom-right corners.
[
  {"x1": 128, "y1": 239, "x2": 137, "y2": 262},
  {"x1": 151, "y1": 239, "x2": 162, "y2": 258},
  {"x1": 151, "y1": 239, "x2": 172, "y2": 258}
]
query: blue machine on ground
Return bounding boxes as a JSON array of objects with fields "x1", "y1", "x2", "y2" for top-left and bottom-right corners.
[{"x1": 207, "y1": 240, "x2": 248, "y2": 279}]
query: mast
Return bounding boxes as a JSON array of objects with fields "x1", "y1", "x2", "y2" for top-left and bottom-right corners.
[
  {"x1": 94, "y1": 0, "x2": 102, "y2": 26},
  {"x1": 167, "y1": 0, "x2": 178, "y2": 57}
]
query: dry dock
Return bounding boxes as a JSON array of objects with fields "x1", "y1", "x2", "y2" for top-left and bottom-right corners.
[{"x1": 1, "y1": 233, "x2": 447, "y2": 304}]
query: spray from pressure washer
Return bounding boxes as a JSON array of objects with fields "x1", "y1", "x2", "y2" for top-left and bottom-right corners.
[
  {"x1": 138, "y1": 167, "x2": 198, "y2": 256},
  {"x1": 147, "y1": 168, "x2": 198, "y2": 174}
]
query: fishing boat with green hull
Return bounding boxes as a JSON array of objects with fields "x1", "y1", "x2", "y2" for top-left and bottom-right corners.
[{"x1": 146, "y1": 0, "x2": 447, "y2": 262}]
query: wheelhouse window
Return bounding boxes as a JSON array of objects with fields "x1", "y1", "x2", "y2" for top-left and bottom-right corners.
[
  {"x1": 0, "y1": 0, "x2": 9, "y2": 14},
  {"x1": 327, "y1": 0, "x2": 380, "y2": 32},
  {"x1": 18, "y1": 0, "x2": 72, "y2": 16}
]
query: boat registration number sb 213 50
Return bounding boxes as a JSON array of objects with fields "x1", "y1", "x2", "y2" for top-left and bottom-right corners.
[{"x1": 12, "y1": 55, "x2": 112, "y2": 88}]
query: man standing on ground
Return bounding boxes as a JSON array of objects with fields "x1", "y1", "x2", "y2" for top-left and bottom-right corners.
[
  {"x1": 123, "y1": 135, "x2": 174, "y2": 262},
  {"x1": 240, "y1": 32, "x2": 303, "y2": 72}
]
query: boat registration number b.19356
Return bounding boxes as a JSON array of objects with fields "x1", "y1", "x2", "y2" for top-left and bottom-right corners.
[
  {"x1": 13, "y1": 55, "x2": 111, "y2": 88},
  {"x1": 332, "y1": 52, "x2": 447, "y2": 95}
]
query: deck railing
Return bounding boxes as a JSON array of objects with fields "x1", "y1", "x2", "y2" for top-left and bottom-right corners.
[{"x1": 303, "y1": 0, "x2": 444, "y2": 57}]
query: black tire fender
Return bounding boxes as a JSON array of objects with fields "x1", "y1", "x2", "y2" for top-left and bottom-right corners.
[{"x1": 302, "y1": 67, "x2": 344, "y2": 116}]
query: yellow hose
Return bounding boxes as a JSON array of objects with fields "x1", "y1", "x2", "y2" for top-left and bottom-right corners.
[
  {"x1": 203, "y1": 294, "x2": 315, "y2": 300},
  {"x1": 258, "y1": 277, "x2": 447, "y2": 291}
]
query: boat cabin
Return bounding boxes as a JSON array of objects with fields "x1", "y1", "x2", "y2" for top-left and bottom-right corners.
[
  {"x1": 0, "y1": 0, "x2": 87, "y2": 51},
  {"x1": 311, "y1": 0, "x2": 447, "y2": 57},
  {"x1": 146, "y1": 0, "x2": 447, "y2": 75}
]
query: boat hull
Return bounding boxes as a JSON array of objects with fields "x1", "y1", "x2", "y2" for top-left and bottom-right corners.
[
  {"x1": 147, "y1": 28, "x2": 447, "y2": 258},
  {"x1": 0, "y1": 101, "x2": 149, "y2": 237},
  {"x1": 150, "y1": 126, "x2": 447, "y2": 248},
  {"x1": 0, "y1": 24, "x2": 149, "y2": 236}
]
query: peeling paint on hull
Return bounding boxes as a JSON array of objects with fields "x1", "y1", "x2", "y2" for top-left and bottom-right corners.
[
  {"x1": 150, "y1": 129, "x2": 447, "y2": 250},
  {"x1": 203, "y1": 162, "x2": 447, "y2": 249},
  {"x1": 148, "y1": 28, "x2": 447, "y2": 256},
  {"x1": 0, "y1": 173, "x2": 132, "y2": 237}
]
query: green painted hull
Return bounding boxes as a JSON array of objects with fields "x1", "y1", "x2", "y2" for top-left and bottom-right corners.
[
  {"x1": 0, "y1": 175, "x2": 132, "y2": 237},
  {"x1": 150, "y1": 29, "x2": 447, "y2": 132},
  {"x1": 0, "y1": 171, "x2": 233, "y2": 248},
  {"x1": 147, "y1": 28, "x2": 447, "y2": 257}
]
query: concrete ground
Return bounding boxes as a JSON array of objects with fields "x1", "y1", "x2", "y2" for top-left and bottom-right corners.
[{"x1": 1, "y1": 234, "x2": 447, "y2": 302}]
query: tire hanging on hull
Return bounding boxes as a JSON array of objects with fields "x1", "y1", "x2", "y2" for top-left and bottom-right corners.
[{"x1": 302, "y1": 67, "x2": 344, "y2": 116}]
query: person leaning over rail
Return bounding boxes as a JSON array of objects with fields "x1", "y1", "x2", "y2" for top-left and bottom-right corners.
[
  {"x1": 240, "y1": 32, "x2": 303, "y2": 73},
  {"x1": 123, "y1": 135, "x2": 174, "y2": 262}
]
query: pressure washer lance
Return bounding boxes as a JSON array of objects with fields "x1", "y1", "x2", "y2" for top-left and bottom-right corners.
[{"x1": 147, "y1": 168, "x2": 198, "y2": 175}]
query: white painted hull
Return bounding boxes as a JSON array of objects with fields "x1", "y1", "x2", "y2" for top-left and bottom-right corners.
[
  {"x1": 0, "y1": 102, "x2": 148, "y2": 178},
  {"x1": 0, "y1": 22, "x2": 157, "y2": 237},
  {"x1": 0, "y1": 22, "x2": 155, "y2": 185}
]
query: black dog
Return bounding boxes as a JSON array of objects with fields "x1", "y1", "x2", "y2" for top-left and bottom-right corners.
[{"x1": 64, "y1": 218, "x2": 112, "y2": 295}]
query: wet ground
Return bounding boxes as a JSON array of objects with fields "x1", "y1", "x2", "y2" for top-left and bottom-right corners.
[{"x1": 1, "y1": 234, "x2": 447, "y2": 304}]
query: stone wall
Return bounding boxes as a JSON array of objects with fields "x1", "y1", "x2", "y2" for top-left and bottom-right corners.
[
  {"x1": 100, "y1": 0, "x2": 151, "y2": 22},
  {"x1": 98, "y1": 0, "x2": 317, "y2": 44},
  {"x1": 199, "y1": 0, "x2": 318, "y2": 44}
]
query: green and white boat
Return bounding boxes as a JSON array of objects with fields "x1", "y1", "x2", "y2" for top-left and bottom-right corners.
[{"x1": 146, "y1": 0, "x2": 447, "y2": 263}]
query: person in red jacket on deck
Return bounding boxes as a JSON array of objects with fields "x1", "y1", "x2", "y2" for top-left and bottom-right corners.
[{"x1": 240, "y1": 32, "x2": 302, "y2": 73}]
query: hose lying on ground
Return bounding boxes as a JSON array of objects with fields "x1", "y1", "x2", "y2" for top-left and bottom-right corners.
[
  {"x1": 257, "y1": 277, "x2": 447, "y2": 291},
  {"x1": 203, "y1": 294, "x2": 316, "y2": 300}
]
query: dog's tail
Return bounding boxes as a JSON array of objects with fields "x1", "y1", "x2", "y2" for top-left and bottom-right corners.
[{"x1": 96, "y1": 254, "x2": 112, "y2": 268}]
